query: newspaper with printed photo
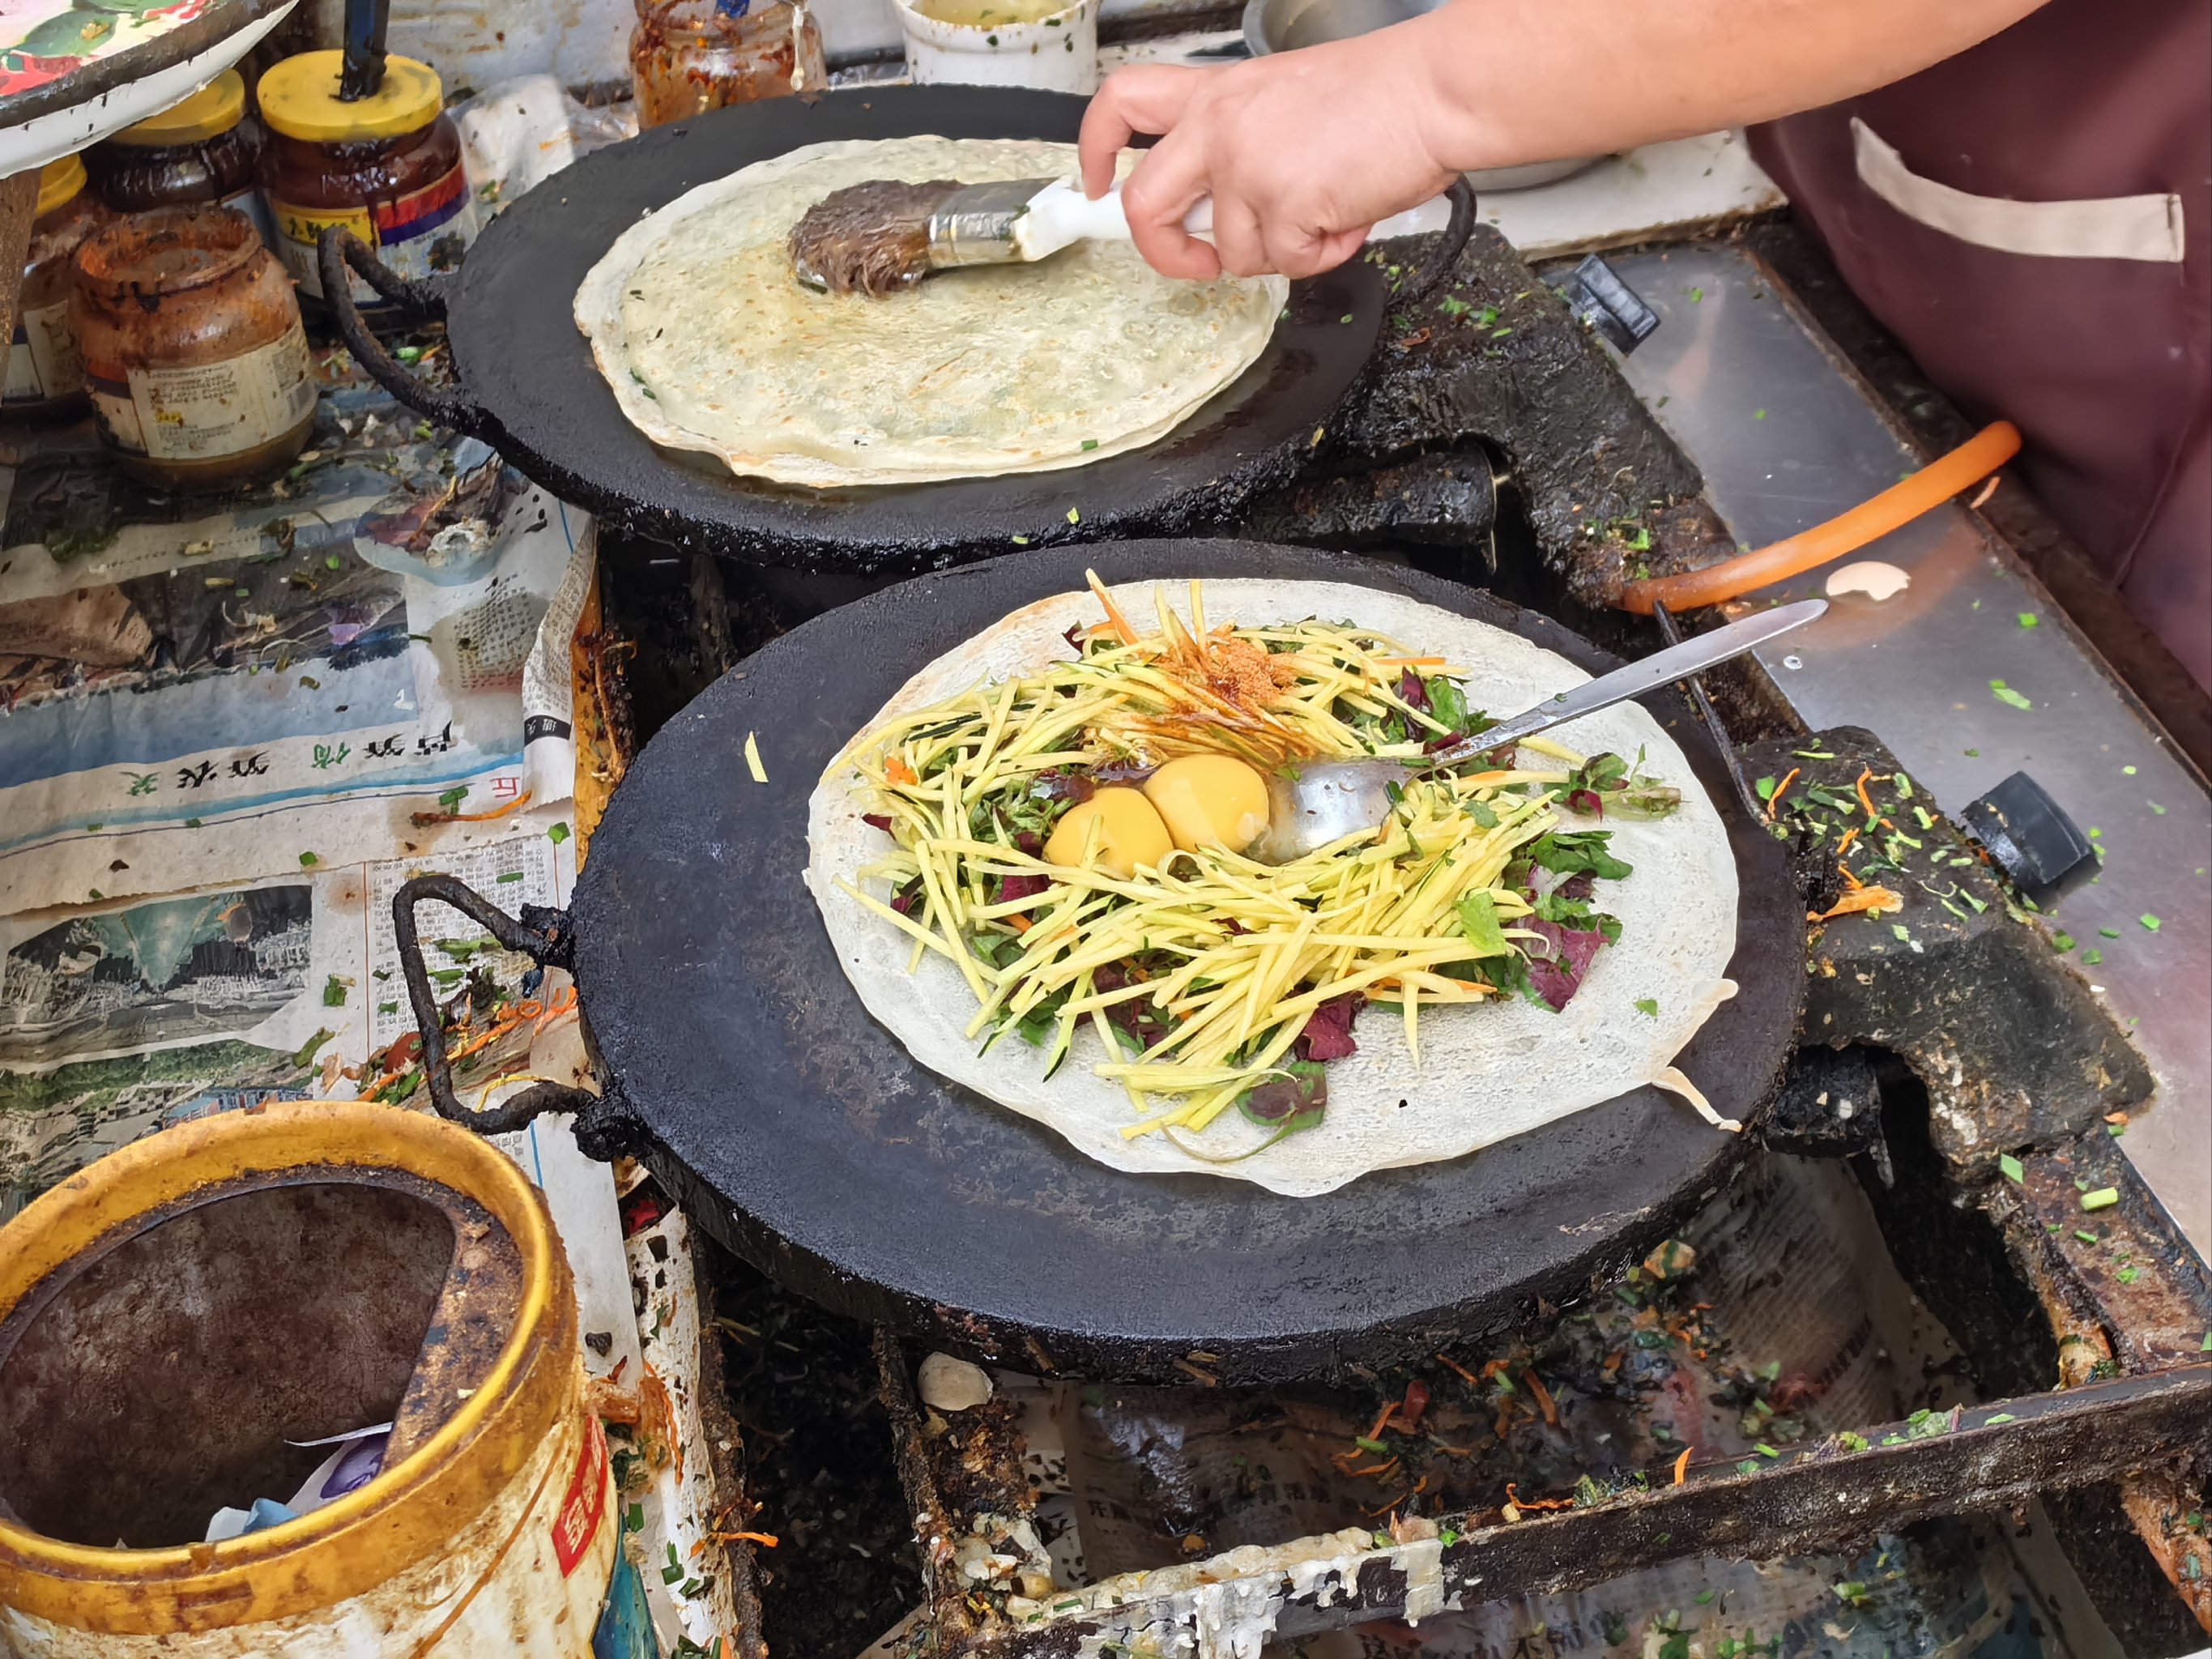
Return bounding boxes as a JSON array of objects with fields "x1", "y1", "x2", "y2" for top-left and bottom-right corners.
[
  {"x1": 0, "y1": 374, "x2": 590, "y2": 916},
  {"x1": 0, "y1": 830, "x2": 575, "y2": 1218}
]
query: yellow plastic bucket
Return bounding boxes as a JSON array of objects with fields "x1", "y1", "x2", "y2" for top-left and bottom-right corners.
[{"x1": 0, "y1": 1102, "x2": 615, "y2": 1657}]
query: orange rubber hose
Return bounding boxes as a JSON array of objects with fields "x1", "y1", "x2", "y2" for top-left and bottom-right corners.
[{"x1": 1617, "y1": 420, "x2": 2021, "y2": 614}]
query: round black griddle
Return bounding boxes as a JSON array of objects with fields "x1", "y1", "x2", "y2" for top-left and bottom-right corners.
[
  {"x1": 330, "y1": 88, "x2": 1434, "y2": 576},
  {"x1": 398, "y1": 543, "x2": 1804, "y2": 1383}
]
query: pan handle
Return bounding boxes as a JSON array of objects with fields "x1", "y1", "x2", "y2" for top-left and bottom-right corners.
[
  {"x1": 317, "y1": 228, "x2": 494, "y2": 438},
  {"x1": 391, "y1": 872, "x2": 646, "y2": 1161},
  {"x1": 1396, "y1": 177, "x2": 1477, "y2": 311}
]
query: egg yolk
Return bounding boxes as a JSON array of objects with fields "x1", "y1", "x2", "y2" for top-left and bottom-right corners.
[
  {"x1": 1044, "y1": 787, "x2": 1173, "y2": 878},
  {"x1": 1143, "y1": 754, "x2": 1271, "y2": 854}
]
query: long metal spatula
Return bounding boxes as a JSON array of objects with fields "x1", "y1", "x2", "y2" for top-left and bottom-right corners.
[{"x1": 1250, "y1": 598, "x2": 1828, "y2": 864}]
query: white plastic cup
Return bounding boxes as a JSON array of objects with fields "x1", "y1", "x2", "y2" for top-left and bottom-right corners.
[{"x1": 892, "y1": 0, "x2": 1098, "y2": 93}]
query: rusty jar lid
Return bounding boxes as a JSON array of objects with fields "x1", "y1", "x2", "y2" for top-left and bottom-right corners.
[{"x1": 73, "y1": 203, "x2": 265, "y2": 301}]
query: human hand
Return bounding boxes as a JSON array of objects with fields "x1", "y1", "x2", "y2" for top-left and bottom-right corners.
[{"x1": 1077, "y1": 29, "x2": 1461, "y2": 280}]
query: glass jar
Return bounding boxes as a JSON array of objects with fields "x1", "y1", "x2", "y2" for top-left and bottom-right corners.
[
  {"x1": 71, "y1": 205, "x2": 318, "y2": 490},
  {"x1": 255, "y1": 49, "x2": 479, "y2": 313},
  {"x1": 84, "y1": 69, "x2": 274, "y2": 249},
  {"x1": 630, "y1": 0, "x2": 828, "y2": 129},
  {"x1": 6, "y1": 156, "x2": 113, "y2": 417}
]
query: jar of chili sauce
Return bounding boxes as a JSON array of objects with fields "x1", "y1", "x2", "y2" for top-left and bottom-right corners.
[
  {"x1": 255, "y1": 49, "x2": 479, "y2": 313},
  {"x1": 70, "y1": 205, "x2": 318, "y2": 490},
  {"x1": 631, "y1": 0, "x2": 828, "y2": 129},
  {"x1": 85, "y1": 70, "x2": 274, "y2": 249},
  {"x1": 6, "y1": 156, "x2": 113, "y2": 416}
]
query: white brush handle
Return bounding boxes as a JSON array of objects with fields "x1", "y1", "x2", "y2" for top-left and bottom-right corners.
[{"x1": 1016, "y1": 177, "x2": 1454, "y2": 262}]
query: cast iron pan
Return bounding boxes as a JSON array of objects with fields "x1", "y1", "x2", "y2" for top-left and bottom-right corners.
[
  {"x1": 326, "y1": 87, "x2": 1472, "y2": 577},
  {"x1": 395, "y1": 543, "x2": 1803, "y2": 1384}
]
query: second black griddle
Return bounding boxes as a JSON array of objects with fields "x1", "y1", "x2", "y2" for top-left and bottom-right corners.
[
  {"x1": 399, "y1": 542, "x2": 1804, "y2": 1383},
  {"x1": 329, "y1": 87, "x2": 1464, "y2": 577}
]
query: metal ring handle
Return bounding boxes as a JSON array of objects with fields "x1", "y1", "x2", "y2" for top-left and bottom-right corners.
[
  {"x1": 317, "y1": 228, "x2": 492, "y2": 437},
  {"x1": 392, "y1": 872, "x2": 603, "y2": 1138},
  {"x1": 1396, "y1": 177, "x2": 1477, "y2": 310}
]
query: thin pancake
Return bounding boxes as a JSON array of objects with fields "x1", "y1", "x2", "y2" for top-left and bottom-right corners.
[
  {"x1": 574, "y1": 137, "x2": 1288, "y2": 488},
  {"x1": 803, "y1": 580, "x2": 1741, "y2": 1196}
]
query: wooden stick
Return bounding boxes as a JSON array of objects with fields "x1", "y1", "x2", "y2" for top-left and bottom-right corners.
[{"x1": 0, "y1": 169, "x2": 42, "y2": 369}]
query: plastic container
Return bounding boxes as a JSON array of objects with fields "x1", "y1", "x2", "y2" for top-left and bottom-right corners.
[
  {"x1": 70, "y1": 205, "x2": 318, "y2": 490},
  {"x1": 84, "y1": 69, "x2": 274, "y2": 248},
  {"x1": 629, "y1": 0, "x2": 829, "y2": 129},
  {"x1": 893, "y1": 0, "x2": 1097, "y2": 92},
  {"x1": 0, "y1": 1101, "x2": 615, "y2": 1657},
  {"x1": 256, "y1": 49, "x2": 480, "y2": 310},
  {"x1": 4, "y1": 156, "x2": 112, "y2": 417}
]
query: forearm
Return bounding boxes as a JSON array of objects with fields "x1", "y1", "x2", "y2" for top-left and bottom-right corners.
[{"x1": 1404, "y1": 0, "x2": 2048, "y2": 173}]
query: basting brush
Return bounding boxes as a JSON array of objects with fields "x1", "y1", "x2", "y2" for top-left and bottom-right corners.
[{"x1": 788, "y1": 174, "x2": 1455, "y2": 296}]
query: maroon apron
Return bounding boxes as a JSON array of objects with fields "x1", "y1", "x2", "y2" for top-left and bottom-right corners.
[{"x1": 1751, "y1": 0, "x2": 2211, "y2": 690}]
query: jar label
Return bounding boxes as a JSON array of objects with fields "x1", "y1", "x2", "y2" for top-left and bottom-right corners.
[
  {"x1": 4, "y1": 296, "x2": 82, "y2": 405},
  {"x1": 86, "y1": 322, "x2": 318, "y2": 462},
  {"x1": 271, "y1": 163, "x2": 481, "y2": 302}
]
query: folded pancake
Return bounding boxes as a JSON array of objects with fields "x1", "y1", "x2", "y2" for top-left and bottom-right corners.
[
  {"x1": 574, "y1": 137, "x2": 1288, "y2": 488},
  {"x1": 803, "y1": 580, "x2": 1741, "y2": 1196}
]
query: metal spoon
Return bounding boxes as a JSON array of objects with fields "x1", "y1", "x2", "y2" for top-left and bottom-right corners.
[{"x1": 1248, "y1": 598, "x2": 1827, "y2": 864}]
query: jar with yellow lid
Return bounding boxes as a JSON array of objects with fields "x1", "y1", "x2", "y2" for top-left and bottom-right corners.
[
  {"x1": 70, "y1": 205, "x2": 318, "y2": 490},
  {"x1": 85, "y1": 70, "x2": 273, "y2": 249},
  {"x1": 5, "y1": 156, "x2": 113, "y2": 416},
  {"x1": 255, "y1": 49, "x2": 479, "y2": 313}
]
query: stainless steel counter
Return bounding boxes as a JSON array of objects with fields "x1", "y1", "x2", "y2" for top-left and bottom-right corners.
[{"x1": 1611, "y1": 244, "x2": 2210, "y2": 1258}]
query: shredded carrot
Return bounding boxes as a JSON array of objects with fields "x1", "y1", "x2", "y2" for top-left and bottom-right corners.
[
  {"x1": 1503, "y1": 1482, "x2": 1574, "y2": 1512},
  {"x1": 1008, "y1": 915, "x2": 1033, "y2": 934},
  {"x1": 1810, "y1": 883, "x2": 1904, "y2": 922},
  {"x1": 1835, "y1": 825, "x2": 1860, "y2": 857},
  {"x1": 1854, "y1": 767, "x2": 1894, "y2": 828},
  {"x1": 884, "y1": 756, "x2": 917, "y2": 787},
  {"x1": 1836, "y1": 860, "x2": 1863, "y2": 891},
  {"x1": 411, "y1": 788, "x2": 535, "y2": 827},
  {"x1": 702, "y1": 1530, "x2": 779, "y2": 1550},
  {"x1": 1479, "y1": 1358, "x2": 1512, "y2": 1380},
  {"x1": 1365, "y1": 1403, "x2": 1396, "y2": 1441},
  {"x1": 1375, "y1": 656, "x2": 1447, "y2": 668},
  {"x1": 1673, "y1": 1448, "x2": 1693, "y2": 1486},
  {"x1": 1764, "y1": 767, "x2": 1799, "y2": 823},
  {"x1": 1522, "y1": 1370, "x2": 1558, "y2": 1427},
  {"x1": 1085, "y1": 567, "x2": 1138, "y2": 646},
  {"x1": 1345, "y1": 1457, "x2": 1400, "y2": 1479},
  {"x1": 1434, "y1": 1353, "x2": 1481, "y2": 1385}
]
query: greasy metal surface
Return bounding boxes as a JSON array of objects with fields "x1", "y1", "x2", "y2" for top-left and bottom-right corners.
[
  {"x1": 445, "y1": 87, "x2": 1385, "y2": 574},
  {"x1": 573, "y1": 540, "x2": 1804, "y2": 1382},
  {"x1": 1745, "y1": 725, "x2": 2154, "y2": 1167},
  {"x1": 1237, "y1": 225, "x2": 1733, "y2": 616},
  {"x1": 1610, "y1": 242, "x2": 2212, "y2": 1256},
  {"x1": 982, "y1": 1365, "x2": 2212, "y2": 1652},
  {"x1": 0, "y1": 1171, "x2": 467, "y2": 1547}
]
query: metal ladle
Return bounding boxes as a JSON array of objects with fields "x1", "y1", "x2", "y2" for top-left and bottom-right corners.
[{"x1": 1249, "y1": 598, "x2": 1827, "y2": 864}]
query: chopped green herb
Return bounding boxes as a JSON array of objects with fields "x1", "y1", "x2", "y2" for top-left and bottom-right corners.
[
  {"x1": 2139, "y1": 913, "x2": 2162, "y2": 932},
  {"x1": 2082, "y1": 948, "x2": 2103, "y2": 965},
  {"x1": 2074, "y1": 1228, "x2": 2100, "y2": 1243},
  {"x1": 497, "y1": 870, "x2": 524, "y2": 884},
  {"x1": 1989, "y1": 679, "x2": 2033, "y2": 710},
  {"x1": 322, "y1": 975, "x2": 347, "y2": 1008},
  {"x1": 1067, "y1": 507, "x2": 1081, "y2": 525},
  {"x1": 1999, "y1": 1153, "x2": 2024, "y2": 1183},
  {"x1": 1984, "y1": 1413, "x2": 2016, "y2": 1424},
  {"x1": 1686, "y1": 287, "x2": 1703, "y2": 302},
  {"x1": 2117, "y1": 1266, "x2": 2140, "y2": 1284},
  {"x1": 1634, "y1": 997, "x2": 1660, "y2": 1017},
  {"x1": 548, "y1": 822, "x2": 571, "y2": 846},
  {"x1": 2081, "y1": 1188, "x2": 2119, "y2": 1212},
  {"x1": 2100, "y1": 927, "x2": 2120, "y2": 938},
  {"x1": 1080, "y1": 438, "x2": 1098, "y2": 451},
  {"x1": 1754, "y1": 775, "x2": 1777, "y2": 800},
  {"x1": 2017, "y1": 612, "x2": 2039, "y2": 629},
  {"x1": 299, "y1": 851, "x2": 318, "y2": 868},
  {"x1": 2052, "y1": 932, "x2": 2075, "y2": 951},
  {"x1": 1752, "y1": 408, "x2": 1767, "y2": 420}
]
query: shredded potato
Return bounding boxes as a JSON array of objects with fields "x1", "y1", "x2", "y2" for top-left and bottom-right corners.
[{"x1": 833, "y1": 582, "x2": 1594, "y2": 1142}]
